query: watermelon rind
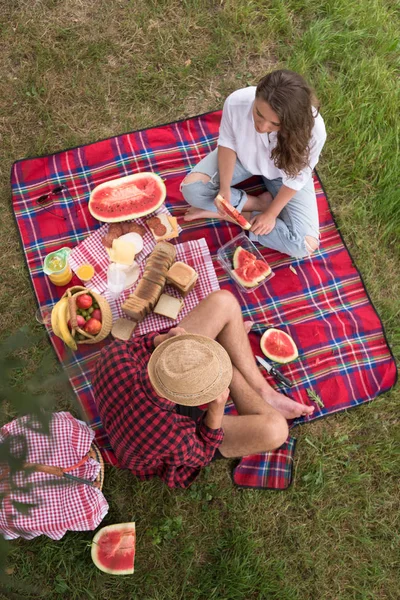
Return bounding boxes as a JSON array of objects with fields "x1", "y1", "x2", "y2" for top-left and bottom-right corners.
[
  {"x1": 232, "y1": 260, "x2": 271, "y2": 287},
  {"x1": 260, "y1": 328, "x2": 298, "y2": 363},
  {"x1": 91, "y1": 522, "x2": 136, "y2": 575},
  {"x1": 89, "y1": 172, "x2": 166, "y2": 222},
  {"x1": 232, "y1": 246, "x2": 256, "y2": 270}
]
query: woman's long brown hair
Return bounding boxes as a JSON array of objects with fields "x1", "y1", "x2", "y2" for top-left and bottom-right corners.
[{"x1": 256, "y1": 70, "x2": 319, "y2": 179}]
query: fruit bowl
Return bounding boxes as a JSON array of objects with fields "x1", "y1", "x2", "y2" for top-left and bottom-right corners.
[
  {"x1": 63, "y1": 286, "x2": 113, "y2": 345},
  {"x1": 217, "y1": 232, "x2": 274, "y2": 293}
]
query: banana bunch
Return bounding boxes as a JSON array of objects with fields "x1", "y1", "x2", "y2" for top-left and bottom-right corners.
[{"x1": 51, "y1": 297, "x2": 77, "y2": 351}]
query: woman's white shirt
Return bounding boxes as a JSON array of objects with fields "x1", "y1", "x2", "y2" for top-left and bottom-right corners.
[{"x1": 217, "y1": 86, "x2": 327, "y2": 191}]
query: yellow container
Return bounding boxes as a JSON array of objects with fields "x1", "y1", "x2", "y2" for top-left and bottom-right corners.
[{"x1": 43, "y1": 248, "x2": 73, "y2": 287}]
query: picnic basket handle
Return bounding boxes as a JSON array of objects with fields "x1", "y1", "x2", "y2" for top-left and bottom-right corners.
[{"x1": 68, "y1": 289, "x2": 96, "y2": 339}]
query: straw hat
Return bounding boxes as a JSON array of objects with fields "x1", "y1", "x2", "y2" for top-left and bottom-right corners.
[{"x1": 147, "y1": 334, "x2": 232, "y2": 406}]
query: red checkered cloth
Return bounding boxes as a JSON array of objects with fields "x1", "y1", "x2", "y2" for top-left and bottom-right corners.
[
  {"x1": 68, "y1": 204, "x2": 181, "y2": 296},
  {"x1": 70, "y1": 235, "x2": 219, "y2": 334},
  {"x1": 10, "y1": 111, "x2": 397, "y2": 490},
  {"x1": 0, "y1": 412, "x2": 108, "y2": 540}
]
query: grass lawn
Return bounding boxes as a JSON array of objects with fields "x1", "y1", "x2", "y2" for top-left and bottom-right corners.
[{"x1": 1, "y1": 1, "x2": 399, "y2": 598}]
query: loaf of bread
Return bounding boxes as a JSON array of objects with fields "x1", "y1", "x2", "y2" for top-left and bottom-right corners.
[
  {"x1": 122, "y1": 241, "x2": 177, "y2": 321},
  {"x1": 166, "y1": 261, "x2": 198, "y2": 296}
]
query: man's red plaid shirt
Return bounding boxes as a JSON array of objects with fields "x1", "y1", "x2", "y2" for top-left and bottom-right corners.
[{"x1": 92, "y1": 332, "x2": 224, "y2": 488}]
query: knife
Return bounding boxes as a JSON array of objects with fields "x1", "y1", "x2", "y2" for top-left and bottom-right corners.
[{"x1": 256, "y1": 355, "x2": 294, "y2": 387}]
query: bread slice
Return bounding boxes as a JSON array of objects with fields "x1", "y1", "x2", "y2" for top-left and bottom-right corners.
[
  {"x1": 153, "y1": 293, "x2": 184, "y2": 320},
  {"x1": 146, "y1": 214, "x2": 179, "y2": 242},
  {"x1": 111, "y1": 318, "x2": 137, "y2": 341}
]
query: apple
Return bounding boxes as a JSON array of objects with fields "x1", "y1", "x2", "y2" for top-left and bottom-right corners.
[
  {"x1": 68, "y1": 315, "x2": 86, "y2": 330},
  {"x1": 84, "y1": 318, "x2": 102, "y2": 336},
  {"x1": 76, "y1": 294, "x2": 93, "y2": 310},
  {"x1": 91, "y1": 308, "x2": 102, "y2": 322}
]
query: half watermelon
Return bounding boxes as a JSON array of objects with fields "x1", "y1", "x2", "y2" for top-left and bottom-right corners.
[
  {"x1": 89, "y1": 173, "x2": 166, "y2": 222},
  {"x1": 260, "y1": 328, "x2": 298, "y2": 363},
  {"x1": 91, "y1": 522, "x2": 136, "y2": 575}
]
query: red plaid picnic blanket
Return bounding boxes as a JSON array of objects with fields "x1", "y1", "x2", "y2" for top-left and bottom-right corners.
[
  {"x1": 0, "y1": 412, "x2": 108, "y2": 539},
  {"x1": 10, "y1": 111, "x2": 397, "y2": 490}
]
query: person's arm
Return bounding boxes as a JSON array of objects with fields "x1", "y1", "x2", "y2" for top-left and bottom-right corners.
[
  {"x1": 159, "y1": 388, "x2": 229, "y2": 469},
  {"x1": 203, "y1": 388, "x2": 229, "y2": 430},
  {"x1": 250, "y1": 185, "x2": 296, "y2": 235},
  {"x1": 217, "y1": 145, "x2": 237, "y2": 204}
]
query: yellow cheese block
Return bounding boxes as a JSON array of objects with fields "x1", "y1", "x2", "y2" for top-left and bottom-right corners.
[{"x1": 107, "y1": 238, "x2": 136, "y2": 265}]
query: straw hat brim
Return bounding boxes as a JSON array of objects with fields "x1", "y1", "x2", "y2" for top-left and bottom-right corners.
[{"x1": 147, "y1": 333, "x2": 232, "y2": 406}]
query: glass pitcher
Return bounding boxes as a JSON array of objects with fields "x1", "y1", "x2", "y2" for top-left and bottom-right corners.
[{"x1": 43, "y1": 247, "x2": 73, "y2": 286}]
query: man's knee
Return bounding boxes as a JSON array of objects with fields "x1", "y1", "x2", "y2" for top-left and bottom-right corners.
[
  {"x1": 263, "y1": 413, "x2": 289, "y2": 450},
  {"x1": 208, "y1": 290, "x2": 241, "y2": 317}
]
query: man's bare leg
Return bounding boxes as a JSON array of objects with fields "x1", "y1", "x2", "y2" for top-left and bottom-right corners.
[
  {"x1": 177, "y1": 290, "x2": 314, "y2": 419},
  {"x1": 218, "y1": 366, "x2": 288, "y2": 457}
]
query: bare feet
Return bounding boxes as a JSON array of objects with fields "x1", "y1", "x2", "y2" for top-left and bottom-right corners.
[
  {"x1": 244, "y1": 321, "x2": 253, "y2": 333},
  {"x1": 261, "y1": 386, "x2": 315, "y2": 420},
  {"x1": 184, "y1": 207, "x2": 223, "y2": 222},
  {"x1": 243, "y1": 191, "x2": 273, "y2": 212}
]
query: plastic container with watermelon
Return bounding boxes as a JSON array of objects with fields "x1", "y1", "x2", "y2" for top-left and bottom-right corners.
[{"x1": 217, "y1": 232, "x2": 274, "y2": 293}]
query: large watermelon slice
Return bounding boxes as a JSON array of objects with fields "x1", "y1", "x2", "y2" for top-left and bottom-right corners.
[
  {"x1": 260, "y1": 328, "x2": 298, "y2": 363},
  {"x1": 91, "y1": 522, "x2": 136, "y2": 575},
  {"x1": 89, "y1": 173, "x2": 166, "y2": 222}
]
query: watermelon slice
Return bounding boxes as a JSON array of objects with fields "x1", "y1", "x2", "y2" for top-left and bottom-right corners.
[
  {"x1": 232, "y1": 260, "x2": 271, "y2": 287},
  {"x1": 260, "y1": 328, "x2": 298, "y2": 363},
  {"x1": 231, "y1": 246, "x2": 272, "y2": 287},
  {"x1": 214, "y1": 195, "x2": 252, "y2": 230},
  {"x1": 91, "y1": 522, "x2": 136, "y2": 575},
  {"x1": 232, "y1": 246, "x2": 256, "y2": 269},
  {"x1": 89, "y1": 173, "x2": 166, "y2": 222}
]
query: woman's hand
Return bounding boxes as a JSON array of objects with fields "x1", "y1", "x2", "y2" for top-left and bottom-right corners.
[
  {"x1": 218, "y1": 188, "x2": 231, "y2": 204},
  {"x1": 154, "y1": 327, "x2": 186, "y2": 348},
  {"x1": 250, "y1": 211, "x2": 276, "y2": 236}
]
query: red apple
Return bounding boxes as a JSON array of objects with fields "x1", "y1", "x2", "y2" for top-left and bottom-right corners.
[
  {"x1": 84, "y1": 318, "x2": 102, "y2": 336},
  {"x1": 76, "y1": 294, "x2": 93, "y2": 310},
  {"x1": 68, "y1": 315, "x2": 86, "y2": 330},
  {"x1": 91, "y1": 308, "x2": 102, "y2": 322}
]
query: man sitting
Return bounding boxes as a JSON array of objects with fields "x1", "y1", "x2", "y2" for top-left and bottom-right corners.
[{"x1": 92, "y1": 290, "x2": 313, "y2": 488}]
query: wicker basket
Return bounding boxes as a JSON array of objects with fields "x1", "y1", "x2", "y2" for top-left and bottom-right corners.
[
  {"x1": 63, "y1": 285, "x2": 113, "y2": 344},
  {"x1": 89, "y1": 443, "x2": 105, "y2": 490}
]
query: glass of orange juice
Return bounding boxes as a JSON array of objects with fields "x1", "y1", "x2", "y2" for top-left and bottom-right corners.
[{"x1": 76, "y1": 263, "x2": 95, "y2": 282}]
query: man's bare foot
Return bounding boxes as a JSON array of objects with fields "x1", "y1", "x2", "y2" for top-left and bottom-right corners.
[
  {"x1": 244, "y1": 321, "x2": 253, "y2": 334},
  {"x1": 261, "y1": 386, "x2": 315, "y2": 420}
]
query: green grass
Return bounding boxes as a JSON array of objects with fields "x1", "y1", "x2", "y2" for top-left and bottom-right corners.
[{"x1": 0, "y1": 1, "x2": 399, "y2": 598}]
